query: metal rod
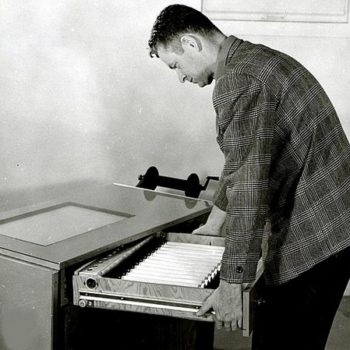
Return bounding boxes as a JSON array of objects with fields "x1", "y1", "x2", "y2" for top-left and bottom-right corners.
[{"x1": 79, "y1": 294, "x2": 202, "y2": 313}]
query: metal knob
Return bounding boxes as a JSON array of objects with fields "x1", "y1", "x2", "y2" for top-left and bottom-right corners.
[{"x1": 78, "y1": 299, "x2": 88, "y2": 308}]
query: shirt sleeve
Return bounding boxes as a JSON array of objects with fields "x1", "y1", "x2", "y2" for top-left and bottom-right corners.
[{"x1": 213, "y1": 73, "x2": 276, "y2": 284}]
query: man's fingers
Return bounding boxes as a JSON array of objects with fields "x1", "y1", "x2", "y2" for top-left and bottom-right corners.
[
  {"x1": 216, "y1": 321, "x2": 223, "y2": 330},
  {"x1": 196, "y1": 298, "x2": 212, "y2": 316},
  {"x1": 221, "y1": 315, "x2": 243, "y2": 331},
  {"x1": 192, "y1": 224, "x2": 203, "y2": 235},
  {"x1": 224, "y1": 321, "x2": 231, "y2": 330}
]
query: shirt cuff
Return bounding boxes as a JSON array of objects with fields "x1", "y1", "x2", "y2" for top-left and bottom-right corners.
[{"x1": 220, "y1": 256, "x2": 259, "y2": 284}]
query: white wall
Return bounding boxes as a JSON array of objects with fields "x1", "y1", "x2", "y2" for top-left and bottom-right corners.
[
  {"x1": 0, "y1": 0, "x2": 349, "y2": 198},
  {"x1": 0, "y1": 1, "x2": 219, "y2": 201}
]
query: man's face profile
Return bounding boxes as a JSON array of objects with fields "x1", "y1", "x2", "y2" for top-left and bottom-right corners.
[{"x1": 157, "y1": 37, "x2": 214, "y2": 88}]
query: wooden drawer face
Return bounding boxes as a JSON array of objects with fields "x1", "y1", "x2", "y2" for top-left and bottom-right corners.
[{"x1": 73, "y1": 232, "x2": 261, "y2": 336}]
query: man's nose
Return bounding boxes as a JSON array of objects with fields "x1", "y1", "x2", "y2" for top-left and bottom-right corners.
[{"x1": 176, "y1": 70, "x2": 186, "y2": 83}]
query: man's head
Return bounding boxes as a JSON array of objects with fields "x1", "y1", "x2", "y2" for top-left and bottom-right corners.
[{"x1": 148, "y1": 4, "x2": 225, "y2": 87}]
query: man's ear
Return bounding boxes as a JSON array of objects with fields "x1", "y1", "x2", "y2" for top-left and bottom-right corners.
[{"x1": 180, "y1": 34, "x2": 202, "y2": 52}]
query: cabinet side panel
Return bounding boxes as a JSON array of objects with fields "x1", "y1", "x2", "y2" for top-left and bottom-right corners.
[{"x1": 0, "y1": 254, "x2": 58, "y2": 350}]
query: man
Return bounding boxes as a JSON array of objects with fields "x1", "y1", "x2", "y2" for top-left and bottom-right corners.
[{"x1": 148, "y1": 4, "x2": 350, "y2": 349}]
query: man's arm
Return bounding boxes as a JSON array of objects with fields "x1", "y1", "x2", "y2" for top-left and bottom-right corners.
[
  {"x1": 197, "y1": 74, "x2": 276, "y2": 329},
  {"x1": 217, "y1": 74, "x2": 275, "y2": 285}
]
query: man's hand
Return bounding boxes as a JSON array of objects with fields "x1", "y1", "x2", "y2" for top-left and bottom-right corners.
[
  {"x1": 192, "y1": 224, "x2": 221, "y2": 236},
  {"x1": 192, "y1": 205, "x2": 226, "y2": 236},
  {"x1": 197, "y1": 280, "x2": 243, "y2": 331}
]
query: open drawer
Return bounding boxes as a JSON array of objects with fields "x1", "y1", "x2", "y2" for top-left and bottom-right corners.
[{"x1": 73, "y1": 232, "x2": 262, "y2": 337}]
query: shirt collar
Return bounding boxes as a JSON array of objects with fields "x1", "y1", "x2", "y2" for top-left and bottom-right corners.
[{"x1": 214, "y1": 35, "x2": 242, "y2": 80}]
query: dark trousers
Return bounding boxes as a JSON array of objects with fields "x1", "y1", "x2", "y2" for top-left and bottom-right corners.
[{"x1": 252, "y1": 246, "x2": 350, "y2": 350}]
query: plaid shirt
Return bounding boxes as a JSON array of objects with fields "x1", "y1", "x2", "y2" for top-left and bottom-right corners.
[{"x1": 213, "y1": 36, "x2": 350, "y2": 285}]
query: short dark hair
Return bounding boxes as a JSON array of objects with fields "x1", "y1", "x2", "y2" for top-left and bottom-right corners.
[{"x1": 148, "y1": 4, "x2": 220, "y2": 57}]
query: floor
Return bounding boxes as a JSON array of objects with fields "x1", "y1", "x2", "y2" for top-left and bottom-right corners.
[{"x1": 213, "y1": 296, "x2": 350, "y2": 350}]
